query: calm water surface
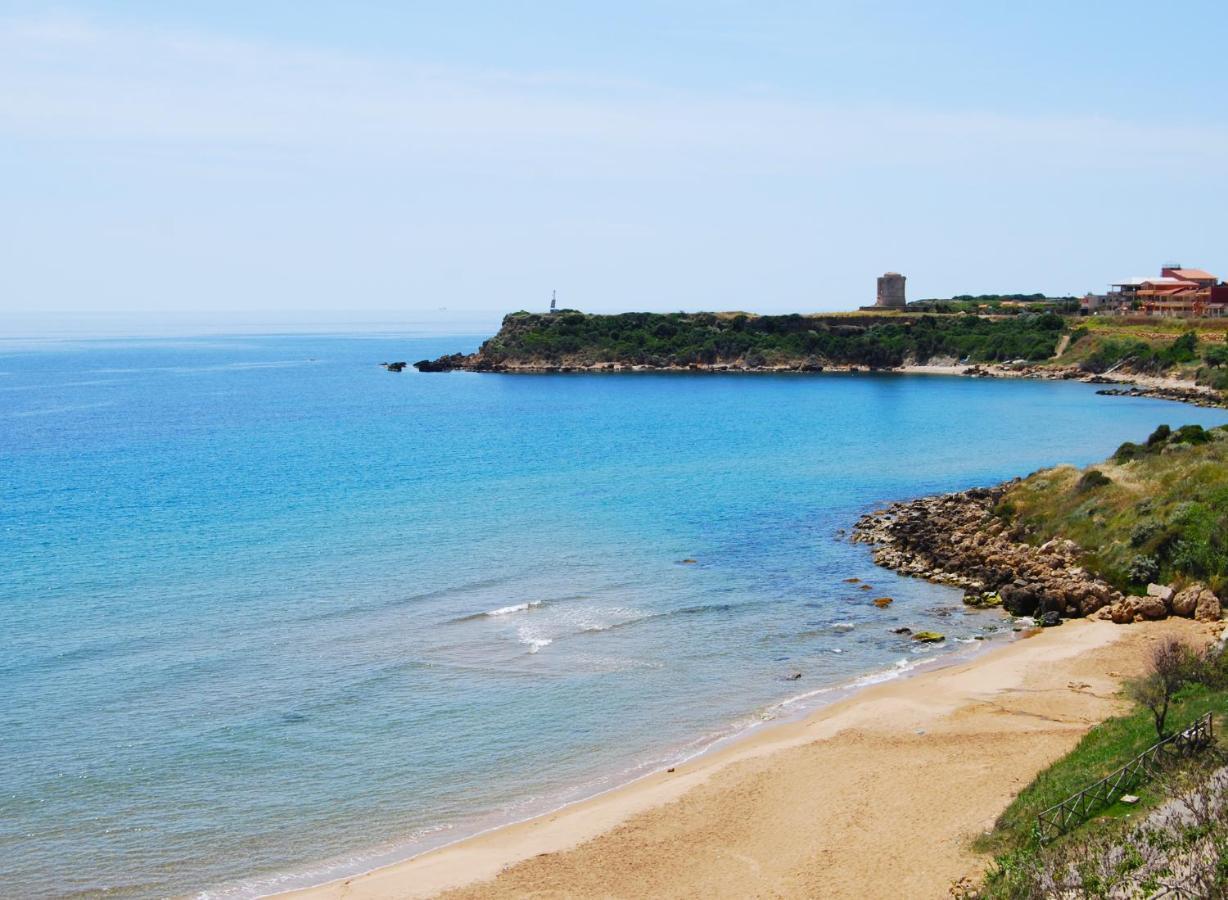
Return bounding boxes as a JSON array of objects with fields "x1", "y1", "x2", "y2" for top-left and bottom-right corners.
[{"x1": 2, "y1": 333, "x2": 1224, "y2": 898}]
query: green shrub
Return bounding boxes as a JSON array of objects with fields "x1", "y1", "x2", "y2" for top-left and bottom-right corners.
[
  {"x1": 1127, "y1": 554, "x2": 1160, "y2": 584},
  {"x1": 1130, "y1": 520, "x2": 1162, "y2": 547},
  {"x1": 1075, "y1": 470, "x2": 1112, "y2": 493},
  {"x1": 1172, "y1": 424, "x2": 1211, "y2": 446},
  {"x1": 1147, "y1": 424, "x2": 1172, "y2": 446},
  {"x1": 1202, "y1": 344, "x2": 1228, "y2": 367},
  {"x1": 1113, "y1": 441, "x2": 1145, "y2": 463}
]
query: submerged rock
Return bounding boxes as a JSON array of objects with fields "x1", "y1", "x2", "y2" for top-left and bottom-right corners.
[
  {"x1": 872, "y1": 597, "x2": 894, "y2": 608},
  {"x1": 911, "y1": 631, "x2": 945, "y2": 643},
  {"x1": 963, "y1": 592, "x2": 1003, "y2": 609}
]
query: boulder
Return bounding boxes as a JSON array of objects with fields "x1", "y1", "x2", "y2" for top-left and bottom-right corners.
[
  {"x1": 1195, "y1": 591, "x2": 1223, "y2": 623},
  {"x1": 872, "y1": 597, "x2": 894, "y2": 608},
  {"x1": 1000, "y1": 583, "x2": 1039, "y2": 617},
  {"x1": 1133, "y1": 596, "x2": 1168, "y2": 620},
  {"x1": 1172, "y1": 583, "x2": 1212, "y2": 618},
  {"x1": 1041, "y1": 610, "x2": 1062, "y2": 627},
  {"x1": 1146, "y1": 583, "x2": 1175, "y2": 603},
  {"x1": 911, "y1": 631, "x2": 945, "y2": 643}
]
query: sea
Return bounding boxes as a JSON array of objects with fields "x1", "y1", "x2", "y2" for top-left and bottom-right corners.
[{"x1": 3, "y1": 332, "x2": 1225, "y2": 898}]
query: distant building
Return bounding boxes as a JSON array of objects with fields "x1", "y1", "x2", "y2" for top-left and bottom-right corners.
[
  {"x1": 1105, "y1": 264, "x2": 1226, "y2": 318},
  {"x1": 874, "y1": 272, "x2": 906, "y2": 309},
  {"x1": 1080, "y1": 293, "x2": 1130, "y2": 316}
]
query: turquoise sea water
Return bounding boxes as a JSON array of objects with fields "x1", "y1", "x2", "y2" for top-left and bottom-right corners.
[{"x1": 3, "y1": 333, "x2": 1225, "y2": 898}]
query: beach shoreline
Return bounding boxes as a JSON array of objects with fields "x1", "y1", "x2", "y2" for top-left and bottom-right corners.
[{"x1": 279, "y1": 617, "x2": 1218, "y2": 899}]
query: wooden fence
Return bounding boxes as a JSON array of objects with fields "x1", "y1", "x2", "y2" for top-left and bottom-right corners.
[{"x1": 1035, "y1": 712, "x2": 1214, "y2": 843}]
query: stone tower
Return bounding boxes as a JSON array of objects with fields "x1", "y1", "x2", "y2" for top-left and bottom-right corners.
[{"x1": 876, "y1": 272, "x2": 906, "y2": 309}]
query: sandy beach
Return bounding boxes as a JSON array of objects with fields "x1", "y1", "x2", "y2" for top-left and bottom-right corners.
[{"x1": 284, "y1": 617, "x2": 1216, "y2": 900}]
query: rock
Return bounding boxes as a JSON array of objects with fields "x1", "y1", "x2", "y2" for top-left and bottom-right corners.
[
  {"x1": 872, "y1": 597, "x2": 894, "y2": 608},
  {"x1": 1132, "y1": 596, "x2": 1168, "y2": 620},
  {"x1": 1000, "y1": 583, "x2": 1039, "y2": 617},
  {"x1": 381, "y1": 361, "x2": 407, "y2": 372},
  {"x1": 850, "y1": 483, "x2": 1126, "y2": 624},
  {"x1": 414, "y1": 353, "x2": 471, "y2": 372},
  {"x1": 784, "y1": 672, "x2": 802, "y2": 681},
  {"x1": 1195, "y1": 591, "x2": 1223, "y2": 623},
  {"x1": 963, "y1": 592, "x2": 1002, "y2": 609},
  {"x1": 844, "y1": 577, "x2": 860, "y2": 583},
  {"x1": 911, "y1": 631, "x2": 945, "y2": 643},
  {"x1": 679, "y1": 558, "x2": 698, "y2": 565},
  {"x1": 1040, "y1": 610, "x2": 1062, "y2": 627},
  {"x1": 1146, "y1": 583, "x2": 1175, "y2": 603},
  {"x1": 891, "y1": 626, "x2": 912, "y2": 635},
  {"x1": 1172, "y1": 583, "x2": 1218, "y2": 619}
]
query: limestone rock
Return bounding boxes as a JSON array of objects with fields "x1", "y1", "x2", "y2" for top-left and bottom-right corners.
[
  {"x1": 1133, "y1": 596, "x2": 1168, "y2": 620},
  {"x1": 1195, "y1": 591, "x2": 1223, "y2": 623},
  {"x1": 1146, "y1": 583, "x2": 1175, "y2": 603},
  {"x1": 851, "y1": 484, "x2": 1125, "y2": 625},
  {"x1": 1172, "y1": 583, "x2": 1214, "y2": 619}
]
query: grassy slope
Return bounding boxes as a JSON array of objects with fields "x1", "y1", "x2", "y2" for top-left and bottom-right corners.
[
  {"x1": 1000, "y1": 426, "x2": 1228, "y2": 594},
  {"x1": 1052, "y1": 319, "x2": 1228, "y2": 387},
  {"x1": 977, "y1": 678, "x2": 1228, "y2": 899},
  {"x1": 982, "y1": 681, "x2": 1228, "y2": 855}
]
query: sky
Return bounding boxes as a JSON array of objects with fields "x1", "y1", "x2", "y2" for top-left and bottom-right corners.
[{"x1": 2, "y1": 1, "x2": 1227, "y2": 336}]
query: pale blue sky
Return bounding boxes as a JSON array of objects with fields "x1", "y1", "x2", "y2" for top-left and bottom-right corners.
[{"x1": 2, "y1": 1, "x2": 1226, "y2": 335}]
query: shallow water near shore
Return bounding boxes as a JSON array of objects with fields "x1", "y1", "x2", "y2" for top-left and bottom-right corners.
[{"x1": 3, "y1": 333, "x2": 1225, "y2": 899}]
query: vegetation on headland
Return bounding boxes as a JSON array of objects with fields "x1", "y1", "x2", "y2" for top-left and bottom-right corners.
[
  {"x1": 999, "y1": 424, "x2": 1228, "y2": 595},
  {"x1": 977, "y1": 637, "x2": 1228, "y2": 898},
  {"x1": 427, "y1": 310, "x2": 1068, "y2": 369},
  {"x1": 1061, "y1": 322, "x2": 1228, "y2": 390},
  {"x1": 908, "y1": 294, "x2": 1079, "y2": 315}
]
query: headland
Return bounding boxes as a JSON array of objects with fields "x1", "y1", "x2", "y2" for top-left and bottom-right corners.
[{"x1": 411, "y1": 309, "x2": 1228, "y2": 408}]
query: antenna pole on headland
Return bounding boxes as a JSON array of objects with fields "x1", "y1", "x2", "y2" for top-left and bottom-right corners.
[{"x1": 550, "y1": 290, "x2": 557, "y2": 313}]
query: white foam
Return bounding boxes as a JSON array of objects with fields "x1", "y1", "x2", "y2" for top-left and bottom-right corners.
[
  {"x1": 485, "y1": 600, "x2": 541, "y2": 617},
  {"x1": 516, "y1": 625, "x2": 553, "y2": 654}
]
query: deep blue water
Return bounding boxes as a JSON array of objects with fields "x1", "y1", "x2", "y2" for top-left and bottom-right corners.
[{"x1": 2, "y1": 333, "x2": 1224, "y2": 898}]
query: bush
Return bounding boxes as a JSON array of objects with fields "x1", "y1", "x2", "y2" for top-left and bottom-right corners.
[
  {"x1": 1172, "y1": 424, "x2": 1211, "y2": 446},
  {"x1": 1130, "y1": 520, "x2": 1162, "y2": 547},
  {"x1": 1114, "y1": 441, "x2": 1145, "y2": 463},
  {"x1": 1075, "y1": 469, "x2": 1111, "y2": 493},
  {"x1": 1163, "y1": 331, "x2": 1199, "y2": 365},
  {"x1": 1128, "y1": 554, "x2": 1160, "y2": 584},
  {"x1": 1147, "y1": 424, "x2": 1172, "y2": 446},
  {"x1": 1202, "y1": 344, "x2": 1228, "y2": 367}
]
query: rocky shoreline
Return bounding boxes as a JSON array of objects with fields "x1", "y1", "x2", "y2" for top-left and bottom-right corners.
[
  {"x1": 852, "y1": 487, "x2": 1222, "y2": 626},
  {"x1": 412, "y1": 354, "x2": 1227, "y2": 408}
]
